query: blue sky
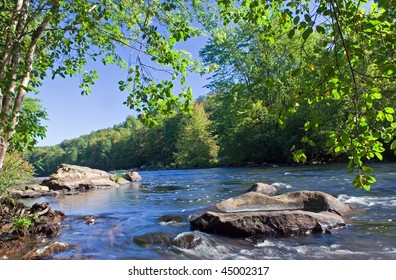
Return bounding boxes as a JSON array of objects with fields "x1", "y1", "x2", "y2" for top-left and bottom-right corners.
[{"x1": 33, "y1": 37, "x2": 210, "y2": 146}]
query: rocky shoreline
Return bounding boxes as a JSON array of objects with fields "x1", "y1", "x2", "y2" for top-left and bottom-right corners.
[
  {"x1": 1, "y1": 164, "x2": 142, "y2": 259},
  {"x1": 10, "y1": 164, "x2": 142, "y2": 199},
  {"x1": 0, "y1": 198, "x2": 66, "y2": 259}
]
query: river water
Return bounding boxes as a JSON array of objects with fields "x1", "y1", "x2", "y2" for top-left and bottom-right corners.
[{"x1": 25, "y1": 163, "x2": 396, "y2": 260}]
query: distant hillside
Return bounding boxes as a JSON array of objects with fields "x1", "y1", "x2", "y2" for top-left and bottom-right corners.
[{"x1": 28, "y1": 105, "x2": 219, "y2": 176}]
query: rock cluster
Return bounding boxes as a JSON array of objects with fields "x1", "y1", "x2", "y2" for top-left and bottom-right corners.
[
  {"x1": 0, "y1": 198, "x2": 65, "y2": 259},
  {"x1": 11, "y1": 164, "x2": 142, "y2": 199},
  {"x1": 41, "y1": 164, "x2": 130, "y2": 191}
]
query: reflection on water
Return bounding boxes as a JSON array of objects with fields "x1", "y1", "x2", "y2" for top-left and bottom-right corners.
[{"x1": 23, "y1": 163, "x2": 396, "y2": 259}]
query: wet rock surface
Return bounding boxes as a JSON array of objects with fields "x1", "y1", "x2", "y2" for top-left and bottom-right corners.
[
  {"x1": 132, "y1": 232, "x2": 173, "y2": 248},
  {"x1": 0, "y1": 197, "x2": 65, "y2": 259},
  {"x1": 22, "y1": 242, "x2": 69, "y2": 260},
  {"x1": 172, "y1": 232, "x2": 204, "y2": 249}
]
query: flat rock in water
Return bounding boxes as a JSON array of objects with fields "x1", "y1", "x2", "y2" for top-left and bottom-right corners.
[
  {"x1": 41, "y1": 164, "x2": 127, "y2": 191},
  {"x1": 216, "y1": 190, "x2": 353, "y2": 216}
]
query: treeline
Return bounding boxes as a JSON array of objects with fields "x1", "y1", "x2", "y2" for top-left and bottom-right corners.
[
  {"x1": 29, "y1": 22, "x2": 396, "y2": 176},
  {"x1": 29, "y1": 104, "x2": 219, "y2": 176}
]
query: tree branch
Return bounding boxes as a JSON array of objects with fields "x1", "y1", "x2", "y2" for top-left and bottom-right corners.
[{"x1": 329, "y1": 0, "x2": 358, "y2": 91}]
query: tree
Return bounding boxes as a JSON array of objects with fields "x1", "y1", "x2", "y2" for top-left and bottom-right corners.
[
  {"x1": 174, "y1": 103, "x2": 219, "y2": 168},
  {"x1": 210, "y1": 0, "x2": 396, "y2": 190},
  {"x1": 9, "y1": 97, "x2": 47, "y2": 152},
  {"x1": 0, "y1": 0, "x2": 206, "y2": 173}
]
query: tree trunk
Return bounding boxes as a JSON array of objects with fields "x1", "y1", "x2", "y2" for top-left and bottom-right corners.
[
  {"x1": 0, "y1": 0, "x2": 58, "y2": 173},
  {"x1": 0, "y1": 137, "x2": 9, "y2": 172}
]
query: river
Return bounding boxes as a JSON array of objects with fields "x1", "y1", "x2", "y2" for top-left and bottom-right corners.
[{"x1": 24, "y1": 163, "x2": 396, "y2": 260}]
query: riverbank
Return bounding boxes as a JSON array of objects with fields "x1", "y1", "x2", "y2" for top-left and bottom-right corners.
[{"x1": 0, "y1": 197, "x2": 65, "y2": 259}]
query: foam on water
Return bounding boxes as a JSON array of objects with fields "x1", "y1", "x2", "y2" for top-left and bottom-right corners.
[
  {"x1": 338, "y1": 194, "x2": 396, "y2": 208},
  {"x1": 271, "y1": 182, "x2": 293, "y2": 189}
]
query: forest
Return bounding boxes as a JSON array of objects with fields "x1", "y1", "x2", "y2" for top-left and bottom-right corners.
[
  {"x1": 28, "y1": 20, "x2": 396, "y2": 176},
  {"x1": 1, "y1": 0, "x2": 396, "y2": 192}
]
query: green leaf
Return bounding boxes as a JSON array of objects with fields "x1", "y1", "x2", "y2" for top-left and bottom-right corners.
[
  {"x1": 363, "y1": 183, "x2": 371, "y2": 191},
  {"x1": 384, "y1": 107, "x2": 394, "y2": 114},
  {"x1": 293, "y1": 150, "x2": 307, "y2": 163},
  {"x1": 390, "y1": 140, "x2": 396, "y2": 150},
  {"x1": 362, "y1": 166, "x2": 373, "y2": 174},
  {"x1": 332, "y1": 89, "x2": 340, "y2": 100},
  {"x1": 385, "y1": 113, "x2": 394, "y2": 122},
  {"x1": 316, "y1": 25, "x2": 326, "y2": 34},
  {"x1": 302, "y1": 27, "x2": 313, "y2": 40},
  {"x1": 377, "y1": 111, "x2": 385, "y2": 121},
  {"x1": 288, "y1": 28, "x2": 295, "y2": 39}
]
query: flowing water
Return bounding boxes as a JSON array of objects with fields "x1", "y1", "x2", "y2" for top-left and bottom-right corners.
[{"x1": 24, "y1": 163, "x2": 396, "y2": 260}]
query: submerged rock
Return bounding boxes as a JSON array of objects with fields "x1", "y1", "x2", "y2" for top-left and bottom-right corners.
[
  {"x1": 173, "y1": 232, "x2": 204, "y2": 249},
  {"x1": 159, "y1": 215, "x2": 184, "y2": 224},
  {"x1": 22, "y1": 242, "x2": 69, "y2": 260},
  {"x1": 41, "y1": 164, "x2": 129, "y2": 191},
  {"x1": 190, "y1": 190, "x2": 353, "y2": 238},
  {"x1": 132, "y1": 232, "x2": 173, "y2": 248}
]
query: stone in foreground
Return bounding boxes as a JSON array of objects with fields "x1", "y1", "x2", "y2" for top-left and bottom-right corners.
[
  {"x1": 216, "y1": 191, "x2": 353, "y2": 216},
  {"x1": 190, "y1": 190, "x2": 353, "y2": 238},
  {"x1": 41, "y1": 164, "x2": 129, "y2": 191},
  {"x1": 190, "y1": 210, "x2": 346, "y2": 238}
]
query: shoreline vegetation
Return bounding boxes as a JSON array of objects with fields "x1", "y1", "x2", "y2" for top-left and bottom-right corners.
[{"x1": 0, "y1": 164, "x2": 141, "y2": 259}]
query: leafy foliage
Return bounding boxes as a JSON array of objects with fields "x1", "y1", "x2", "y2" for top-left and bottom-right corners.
[
  {"x1": 0, "y1": 0, "x2": 209, "y2": 171},
  {"x1": 207, "y1": 0, "x2": 396, "y2": 190},
  {"x1": 174, "y1": 103, "x2": 219, "y2": 168},
  {"x1": 10, "y1": 97, "x2": 47, "y2": 152},
  {"x1": 0, "y1": 153, "x2": 34, "y2": 199}
]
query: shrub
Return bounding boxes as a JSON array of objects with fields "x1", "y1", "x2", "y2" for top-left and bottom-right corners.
[{"x1": 0, "y1": 153, "x2": 35, "y2": 199}]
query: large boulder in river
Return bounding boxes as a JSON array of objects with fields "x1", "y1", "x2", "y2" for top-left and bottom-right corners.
[
  {"x1": 190, "y1": 190, "x2": 353, "y2": 238},
  {"x1": 216, "y1": 191, "x2": 353, "y2": 216},
  {"x1": 41, "y1": 164, "x2": 128, "y2": 191},
  {"x1": 190, "y1": 210, "x2": 346, "y2": 238}
]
